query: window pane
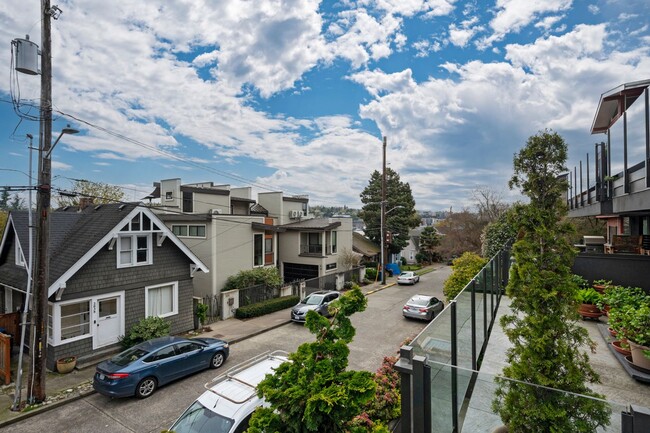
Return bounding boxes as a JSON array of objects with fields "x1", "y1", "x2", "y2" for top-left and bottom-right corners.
[
  {"x1": 332, "y1": 231, "x2": 337, "y2": 253},
  {"x1": 148, "y1": 285, "x2": 174, "y2": 316},
  {"x1": 142, "y1": 214, "x2": 151, "y2": 230},
  {"x1": 60, "y1": 301, "x2": 90, "y2": 340},
  {"x1": 265, "y1": 238, "x2": 273, "y2": 253},
  {"x1": 254, "y1": 234, "x2": 263, "y2": 266},
  {"x1": 131, "y1": 215, "x2": 141, "y2": 231},
  {"x1": 99, "y1": 298, "x2": 117, "y2": 317},
  {"x1": 136, "y1": 236, "x2": 148, "y2": 263}
]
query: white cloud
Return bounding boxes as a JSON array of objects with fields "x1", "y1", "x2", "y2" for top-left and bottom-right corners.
[
  {"x1": 588, "y1": 5, "x2": 600, "y2": 14},
  {"x1": 479, "y1": 0, "x2": 574, "y2": 48},
  {"x1": 347, "y1": 69, "x2": 417, "y2": 97}
]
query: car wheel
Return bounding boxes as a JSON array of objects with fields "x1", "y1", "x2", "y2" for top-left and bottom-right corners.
[
  {"x1": 135, "y1": 377, "x2": 157, "y2": 399},
  {"x1": 210, "y1": 351, "x2": 225, "y2": 369}
]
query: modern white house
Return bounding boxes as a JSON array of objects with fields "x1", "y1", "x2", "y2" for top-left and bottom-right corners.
[{"x1": 149, "y1": 179, "x2": 354, "y2": 300}]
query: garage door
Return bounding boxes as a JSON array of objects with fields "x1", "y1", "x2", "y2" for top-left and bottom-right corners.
[{"x1": 283, "y1": 262, "x2": 319, "y2": 282}]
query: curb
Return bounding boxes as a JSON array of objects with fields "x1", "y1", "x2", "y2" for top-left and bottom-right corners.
[
  {"x1": 0, "y1": 278, "x2": 416, "y2": 427},
  {"x1": 0, "y1": 383, "x2": 96, "y2": 429}
]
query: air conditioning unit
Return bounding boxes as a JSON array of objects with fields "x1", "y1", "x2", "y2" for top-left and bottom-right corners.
[{"x1": 289, "y1": 210, "x2": 302, "y2": 219}]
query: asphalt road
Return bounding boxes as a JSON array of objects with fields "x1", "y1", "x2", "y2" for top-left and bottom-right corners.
[{"x1": 11, "y1": 266, "x2": 451, "y2": 433}]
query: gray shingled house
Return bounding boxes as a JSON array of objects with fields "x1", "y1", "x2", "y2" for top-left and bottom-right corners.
[{"x1": 0, "y1": 202, "x2": 208, "y2": 370}]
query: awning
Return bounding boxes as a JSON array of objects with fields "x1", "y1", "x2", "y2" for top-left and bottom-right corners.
[{"x1": 591, "y1": 79, "x2": 650, "y2": 134}]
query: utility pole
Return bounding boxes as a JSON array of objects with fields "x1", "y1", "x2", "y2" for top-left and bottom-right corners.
[
  {"x1": 29, "y1": 0, "x2": 54, "y2": 403},
  {"x1": 381, "y1": 136, "x2": 387, "y2": 285}
]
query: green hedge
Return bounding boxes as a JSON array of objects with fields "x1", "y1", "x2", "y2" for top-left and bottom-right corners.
[{"x1": 235, "y1": 295, "x2": 300, "y2": 319}]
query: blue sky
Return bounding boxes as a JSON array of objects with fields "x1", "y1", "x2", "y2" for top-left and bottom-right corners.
[{"x1": 1, "y1": 0, "x2": 649, "y2": 210}]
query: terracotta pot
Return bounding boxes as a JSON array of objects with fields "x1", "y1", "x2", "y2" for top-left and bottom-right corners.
[
  {"x1": 578, "y1": 303, "x2": 602, "y2": 318},
  {"x1": 593, "y1": 284, "x2": 607, "y2": 294},
  {"x1": 608, "y1": 327, "x2": 617, "y2": 337},
  {"x1": 611, "y1": 340, "x2": 631, "y2": 356},
  {"x1": 628, "y1": 340, "x2": 650, "y2": 370},
  {"x1": 56, "y1": 356, "x2": 77, "y2": 374}
]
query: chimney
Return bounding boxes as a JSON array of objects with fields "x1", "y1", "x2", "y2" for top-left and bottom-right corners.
[{"x1": 79, "y1": 197, "x2": 94, "y2": 210}]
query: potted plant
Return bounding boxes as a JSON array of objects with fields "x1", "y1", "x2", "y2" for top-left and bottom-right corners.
[
  {"x1": 620, "y1": 303, "x2": 650, "y2": 370},
  {"x1": 592, "y1": 279, "x2": 613, "y2": 294},
  {"x1": 56, "y1": 356, "x2": 77, "y2": 374},
  {"x1": 576, "y1": 287, "x2": 603, "y2": 319}
]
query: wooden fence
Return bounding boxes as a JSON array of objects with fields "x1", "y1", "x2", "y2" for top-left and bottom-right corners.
[{"x1": 0, "y1": 333, "x2": 10, "y2": 385}]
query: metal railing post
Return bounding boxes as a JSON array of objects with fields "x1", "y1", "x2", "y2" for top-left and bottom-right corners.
[
  {"x1": 413, "y1": 355, "x2": 428, "y2": 432},
  {"x1": 451, "y1": 300, "x2": 458, "y2": 432},
  {"x1": 471, "y1": 278, "x2": 477, "y2": 371},
  {"x1": 395, "y1": 346, "x2": 414, "y2": 433}
]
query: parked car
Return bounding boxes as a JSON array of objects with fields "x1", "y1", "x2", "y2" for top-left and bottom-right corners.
[
  {"x1": 397, "y1": 271, "x2": 420, "y2": 285},
  {"x1": 402, "y1": 295, "x2": 444, "y2": 321},
  {"x1": 291, "y1": 290, "x2": 340, "y2": 322},
  {"x1": 169, "y1": 351, "x2": 289, "y2": 433},
  {"x1": 93, "y1": 336, "x2": 229, "y2": 399}
]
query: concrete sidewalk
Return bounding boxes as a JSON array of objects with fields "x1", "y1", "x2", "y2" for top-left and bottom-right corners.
[{"x1": 0, "y1": 271, "x2": 416, "y2": 428}]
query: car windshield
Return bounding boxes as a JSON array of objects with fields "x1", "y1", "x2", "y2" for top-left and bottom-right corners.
[
  {"x1": 399, "y1": 273, "x2": 412, "y2": 277},
  {"x1": 110, "y1": 347, "x2": 150, "y2": 367},
  {"x1": 170, "y1": 401, "x2": 235, "y2": 433},
  {"x1": 303, "y1": 294, "x2": 325, "y2": 305},
  {"x1": 408, "y1": 297, "x2": 430, "y2": 307}
]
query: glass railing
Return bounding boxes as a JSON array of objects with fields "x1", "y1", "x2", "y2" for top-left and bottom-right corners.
[{"x1": 428, "y1": 360, "x2": 628, "y2": 433}]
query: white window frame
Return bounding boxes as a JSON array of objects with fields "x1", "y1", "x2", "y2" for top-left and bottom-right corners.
[
  {"x1": 145, "y1": 281, "x2": 179, "y2": 318},
  {"x1": 15, "y1": 243, "x2": 25, "y2": 267},
  {"x1": 48, "y1": 299, "x2": 92, "y2": 345},
  {"x1": 331, "y1": 230, "x2": 338, "y2": 254},
  {"x1": 165, "y1": 191, "x2": 173, "y2": 201},
  {"x1": 117, "y1": 234, "x2": 153, "y2": 268}
]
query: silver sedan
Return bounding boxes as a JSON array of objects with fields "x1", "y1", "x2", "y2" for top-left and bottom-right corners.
[
  {"x1": 402, "y1": 295, "x2": 444, "y2": 321},
  {"x1": 397, "y1": 271, "x2": 420, "y2": 285}
]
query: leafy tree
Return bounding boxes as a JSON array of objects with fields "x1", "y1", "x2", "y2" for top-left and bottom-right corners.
[
  {"x1": 418, "y1": 226, "x2": 441, "y2": 263},
  {"x1": 442, "y1": 252, "x2": 487, "y2": 301},
  {"x1": 55, "y1": 180, "x2": 125, "y2": 207},
  {"x1": 247, "y1": 287, "x2": 376, "y2": 433},
  {"x1": 223, "y1": 267, "x2": 282, "y2": 291},
  {"x1": 0, "y1": 188, "x2": 9, "y2": 209},
  {"x1": 481, "y1": 206, "x2": 519, "y2": 259},
  {"x1": 492, "y1": 130, "x2": 610, "y2": 432},
  {"x1": 359, "y1": 168, "x2": 421, "y2": 255},
  {"x1": 0, "y1": 211, "x2": 7, "y2": 235}
]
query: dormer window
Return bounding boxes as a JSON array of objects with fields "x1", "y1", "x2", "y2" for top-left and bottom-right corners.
[
  {"x1": 117, "y1": 234, "x2": 152, "y2": 267},
  {"x1": 116, "y1": 211, "x2": 155, "y2": 268},
  {"x1": 165, "y1": 191, "x2": 173, "y2": 200}
]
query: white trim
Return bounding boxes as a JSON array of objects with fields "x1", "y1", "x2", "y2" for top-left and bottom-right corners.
[
  {"x1": 49, "y1": 291, "x2": 125, "y2": 348},
  {"x1": 50, "y1": 297, "x2": 92, "y2": 346},
  {"x1": 47, "y1": 206, "x2": 209, "y2": 298},
  {"x1": 145, "y1": 281, "x2": 179, "y2": 318}
]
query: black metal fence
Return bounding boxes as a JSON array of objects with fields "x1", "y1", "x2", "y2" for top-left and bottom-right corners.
[
  {"x1": 202, "y1": 267, "x2": 364, "y2": 322},
  {"x1": 395, "y1": 246, "x2": 510, "y2": 433}
]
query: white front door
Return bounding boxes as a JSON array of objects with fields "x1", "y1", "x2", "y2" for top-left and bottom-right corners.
[{"x1": 94, "y1": 296, "x2": 121, "y2": 349}]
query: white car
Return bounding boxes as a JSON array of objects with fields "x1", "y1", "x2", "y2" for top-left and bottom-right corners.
[
  {"x1": 169, "y1": 351, "x2": 288, "y2": 433},
  {"x1": 397, "y1": 271, "x2": 420, "y2": 285}
]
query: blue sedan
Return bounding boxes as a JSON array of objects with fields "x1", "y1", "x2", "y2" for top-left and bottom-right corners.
[{"x1": 93, "y1": 336, "x2": 229, "y2": 399}]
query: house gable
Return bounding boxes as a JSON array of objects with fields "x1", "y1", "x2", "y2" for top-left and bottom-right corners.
[{"x1": 48, "y1": 205, "x2": 208, "y2": 298}]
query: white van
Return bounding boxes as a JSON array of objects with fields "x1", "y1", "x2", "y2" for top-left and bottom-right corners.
[{"x1": 169, "y1": 351, "x2": 289, "y2": 433}]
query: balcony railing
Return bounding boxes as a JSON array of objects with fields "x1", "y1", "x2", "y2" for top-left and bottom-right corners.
[
  {"x1": 395, "y1": 243, "x2": 650, "y2": 432},
  {"x1": 300, "y1": 244, "x2": 323, "y2": 255}
]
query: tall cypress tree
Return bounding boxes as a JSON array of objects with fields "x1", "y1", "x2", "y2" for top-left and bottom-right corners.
[{"x1": 492, "y1": 130, "x2": 610, "y2": 432}]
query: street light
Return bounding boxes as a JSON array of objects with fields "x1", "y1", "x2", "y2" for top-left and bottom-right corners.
[
  {"x1": 45, "y1": 125, "x2": 79, "y2": 159},
  {"x1": 29, "y1": 124, "x2": 79, "y2": 403}
]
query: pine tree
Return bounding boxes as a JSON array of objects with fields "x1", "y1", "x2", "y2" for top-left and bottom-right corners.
[
  {"x1": 359, "y1": 168, "x2": 421, "y2": 254},
  {"x1": 492, "y1": 130, "x2": 610, "y2": 432}
]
